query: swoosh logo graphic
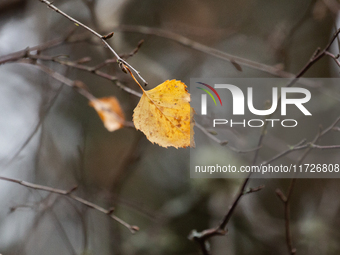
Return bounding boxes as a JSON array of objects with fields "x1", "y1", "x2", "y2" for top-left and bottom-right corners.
[
  {"x1": 197, "y1": 87, "x2": 217, "y2": 105},
  {"x1": 197, "y1": 82, "x2": 222, "y2": 106}
]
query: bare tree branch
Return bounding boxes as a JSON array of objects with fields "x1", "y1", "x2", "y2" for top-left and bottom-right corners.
[
  {"x1": 189, "y1": 25, "x2": 340, "y2": 255},
  {"x1": 325, "y1": 51, "x2": 340, "y2": 67},
  {"x1": 262, "y1": 139, "x2": 308, "y2": 165},
  {"x1": 189, "y1": 176, "x2": 263, "y2": 254},
  {"x1": 38, "y1": 0, "x2": 148, "y2": 85},
  {"x1": 0, "y1": 28, "x2": 82, "y2": 65},
  {"x1": 0, "y1": 176, "x2": 139, "y2": 233},
  {"x1": 253, "y1": 26, "x2": 340, "y2": 166},
  {"x1": 115, "y1": 25, "x2": 308, "y2": 81},
  {"x1": 28, "y1": 53, "x2": 143, "y2": 97},
  {"x1": 276, "y1": 115, "x2": 340, "y2": 255}
]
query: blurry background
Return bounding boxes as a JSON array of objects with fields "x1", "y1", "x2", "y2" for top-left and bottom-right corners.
[{"x1": 0, "y1": 0, "x2": 340, "y2": 254}]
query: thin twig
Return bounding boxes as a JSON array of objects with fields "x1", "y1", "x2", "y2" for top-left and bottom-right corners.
[
  {"x1": 120, "y1": 39, "x2": 144, "y2": 60},
  {"x1": 262, "y1": 139, "x2": 308, "y2": 165},
  {"x1": 114, "y1": 26, "x2": 294, "y2": 78},
  {"x1": 115, "y1": 25, "x2": 315, "y2": 87},
  {"x1": 0, "y1": 28, "x2": 86, "y2": 66},
  {"x1": 0, "y1": 176, "x2": 139, "y2": 233},
  {"x1": 39, "y1": 0, "x2": 148, "y2": 86},
  {"x1": 325, "y1": 51, "x2": 340, "y2": 67},
  {"x1": 19, "y1": 59, "x2": 95, "y2": 101},
  {"x1": 310, "y1": 144, "x2": 340, "y2": 149},
  {"x1": 28, "y1": 53, "x2": 142, "y2": 97}
]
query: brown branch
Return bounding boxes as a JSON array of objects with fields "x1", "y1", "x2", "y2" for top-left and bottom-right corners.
[
  {"x1": 0, "y1": 176, "x2": 139, "y2": 233},
  {"x1": 278, "y1": 132, "x2": 322, "y2": 255},
  {"x1": 189, "y1": 26, "x2": 340, "y2": 255},
  {"x1": 325, "y1": 51, "x2": 340, "y2": 67},
  {"x1": 0, "y1": 28, "x2": 85, "y2": 66},
  {"x1": 276, "y1": 179, "x2": 296, "y2": 255},
  {"x1": 276, "y1": 115, "x2": 340, "y2": 255},
  {"x1": 262, "y1": 117, "x2": 340, "y2": 166},
  {"x1": 114, "y1": 25, "x2": 293, "y2": 77},
  {"x1": 310, "y1": 144, "x2": 340, "y2": 150},
  {"x1": 18, "y1": 59, "x2": 95, "y2": 101},
  {"x1": 321, "y1": 115, "x2": 340, "y2": 136},
  {"x1": 38, "y1": 0, "x2": 148, "y2": 85},
  {"x1": 120, "y1": 39, "x2": 145, "y2": 60},
  {"x1": 286, "y1": 27, "x2": 340, "y2": 89},
  {"x1": 252, "y1": 26, "x2": 340, "y2": 166},
  {"x1": 17, "y1": 60, "x2": 136, "y2": 129},
  {"x1": 188, "y1": 174, "x2": 260, "y2": 254},
  {"x1": 261, "y1": 117, "x2": 340, "y2": 254},
  {"x1": 28, "y1": 53, "x2": 143, "y2": 97},
  {"x1": 115, "y1": 25, "x2": 314, "y2": 87}
]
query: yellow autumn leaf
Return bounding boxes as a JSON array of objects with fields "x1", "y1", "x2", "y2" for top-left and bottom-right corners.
[
  {"x1": 89, "y1": 97, "x2": 125, "y2": 132},
  {"x1": 133, "y1": 79, "x2": 195, "y2": 148}
]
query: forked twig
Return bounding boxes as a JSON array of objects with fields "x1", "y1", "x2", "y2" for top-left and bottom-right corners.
[
  {"x1": 189, "y1": 180, "x2": 264, "y2": 255},
  {"x1": 276, "y1": 115, "x2": 340, "y2": 255},
  {"x1": 189, "y1": 26, "x2": 340, "y2": 255},
  {"x1": 39, "y1": 0, "x2": 148, "y2": 86}
]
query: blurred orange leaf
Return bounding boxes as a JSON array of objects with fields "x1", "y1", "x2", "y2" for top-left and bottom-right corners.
[
  {"x1": 133, "y1": 80, "x2": 195, "y2": 148},
  {"x1": 90, "y1": 97, "x2": 125, "y2": 132}
]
